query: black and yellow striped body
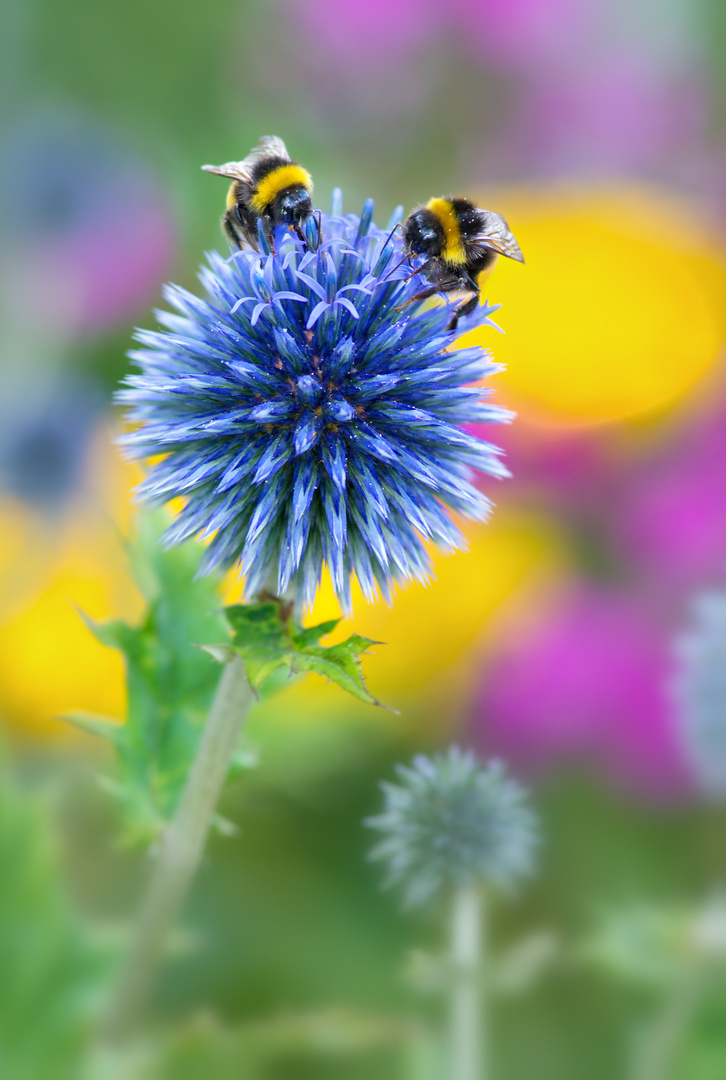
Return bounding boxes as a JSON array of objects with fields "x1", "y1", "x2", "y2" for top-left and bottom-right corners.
[
  {"x1": 401, "y1": 194, "x2": 521, "y2": 331},
  {"x1": 224, "y1": 155, "x2": 313, "y2": 250}
]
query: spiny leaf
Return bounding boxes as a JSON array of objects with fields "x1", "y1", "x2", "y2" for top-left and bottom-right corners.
[
  {"x1": 292, "y1": 618, "x2": 342, "y2": 649},
  {"x1": 66, "y1": 508, "x2": 229, "y2": 846},
  {"x1": 223, "y1": 598, "x2": 390, "y2": 709}
]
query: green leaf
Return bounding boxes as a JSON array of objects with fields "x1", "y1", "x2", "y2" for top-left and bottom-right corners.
[
  {"x1": 63, "y1": 711, "x2": 125, "y2": 746},
  {"x1": 292, "y1": 618, "x2": 342, "y2": 648},
  {"x1": 67, "y1": 508, "x2": 228, "y2": 846},
  {"x1": 224, "y1": 597, "x2": 390, "y2": 709}
]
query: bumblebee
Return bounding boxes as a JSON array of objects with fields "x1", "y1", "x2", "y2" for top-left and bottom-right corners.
[
  {"x1": 202, "y1": 135, "x2": 314, "y2": 251},
  {"x1": 400, "y1": 196, "x2": 524, "y2": 331}
]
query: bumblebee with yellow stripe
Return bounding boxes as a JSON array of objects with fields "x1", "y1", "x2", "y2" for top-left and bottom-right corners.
[
  {"x1": 202, "y1": 135, "x2": 314, "y2": 251},
  {"x1": 400, "y1": 196, "x2": 524, "y2": 332}
]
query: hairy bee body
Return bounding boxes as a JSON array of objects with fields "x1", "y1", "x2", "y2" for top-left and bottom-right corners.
[
  {"x1": 203, "y1": 136, "x2": 313, "y2": 251},
  {"x1": 401, "y1": 196, "x2": 524, "y2": 331}
]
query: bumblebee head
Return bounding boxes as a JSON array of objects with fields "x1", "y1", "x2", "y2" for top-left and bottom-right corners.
[
  {"x1": 403, "y1": 209, "x2": 444, "y2": 259},
  {"x1": 275, "y1": 185, "x2": 313, "y2": 226}
]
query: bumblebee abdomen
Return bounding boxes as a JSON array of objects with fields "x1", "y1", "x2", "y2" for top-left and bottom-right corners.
[
  {"x1": 225, "y1": 182, "x2": 240, "y2": 212},
  {"x1": 426, "y1": 197, "x2": 467, "y2": 266},
  {"x1": 251, "y1": 162, "x2": 313, "y2": 214},
  {"x1": 472, "y1": 250, "x2": 500, "y2": 285}
]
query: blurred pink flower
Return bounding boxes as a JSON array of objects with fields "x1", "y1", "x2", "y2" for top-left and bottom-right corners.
[
  {"x1": 617, "y1": 400, "x2": 726, "y2": 589},
  {"x1": 513, "y1": 54, "x2": 704, "y2": 175},
  {"x1": 282, "y1": 0, "x2": 441, "y2": 122},
  {"x1": 42, "y1": 195, "x2": 174, "y2": 336},
  {"x1": 460, "y1": 0, "x2": 593, "y2": 67},
  {"x1": 473, "y1": 584, "x2": 691, "y2": 799},
  {"x1": 0, "y1": 111, "x2": 175, "y2": 338},
  {"x1": 479, "y1": 421, "x2": 615, "y2": 504},
  {"x1": 301, "y1": 0, "x2": 440, "y2": 60}
]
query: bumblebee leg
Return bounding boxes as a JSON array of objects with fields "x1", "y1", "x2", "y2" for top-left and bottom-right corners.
[
  {"x1": 261, "y1": 217, "x2": 276, "y2": 255},
  {"x1": 408, "y1": 258, "x2": 437, "y2": 281},
  {"x1": 447, "y1": 291, "x2": 480, "y2": 332},
  {"x1": 389, "y1": 257, "x2": 437, "y2": 286},
  {"x1": 394, "y1": 283, "x2": 449, "y2": 313}
]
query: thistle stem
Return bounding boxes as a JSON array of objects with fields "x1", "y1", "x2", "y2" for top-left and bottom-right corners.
[
  {"x1": 104, "y1": 654, "x2": 252, "y2": 1042},
  {"x1": 450, "y1": 883, "x2": 485, "y2": 1080}
]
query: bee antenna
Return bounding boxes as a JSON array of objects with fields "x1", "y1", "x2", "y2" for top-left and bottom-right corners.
[
  {"x1": 383, "y1": 253, "x2": 411, "y2": 282},
  {"x1": 380, "y1": 221, "x2": 402, "y2": 254}
]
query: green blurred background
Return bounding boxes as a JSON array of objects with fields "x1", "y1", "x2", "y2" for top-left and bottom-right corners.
[{"x1": 4, "y1": 0, "x2": 726, "y2": 1076}]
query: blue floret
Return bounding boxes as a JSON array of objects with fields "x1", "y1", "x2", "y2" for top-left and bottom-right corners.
[{"x1": 118, "y1": 193, "x2": 512, "y2": 613}]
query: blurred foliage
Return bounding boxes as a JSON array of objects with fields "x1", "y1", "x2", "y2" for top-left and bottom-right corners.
[
  {"x1": 123, "y1": 1010, "x2": 422, "y2": 1080},
  {"x1": 674, "y1": 985, "x2": 726, "y2": 1080},
  {"x1": 66, "y1": 510, "x2": 230, "y2": 845},
  {"x1": 586, "y1": 904, "x2": 700, "y2": 989},
  {"x1": 0, "y1": 742, "x2": 110, "y2": 1079}
]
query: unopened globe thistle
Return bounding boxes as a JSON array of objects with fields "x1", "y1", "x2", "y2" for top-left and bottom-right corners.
[
  {"x1": 366, "y1": 747, "x2": 538, "y2": 907},
  {"x1": 118, "y1": 193, "x2": 511, "y2": 613},
  {"x1": 674, "y1": 591, "x2": 726, "y2": 800}
]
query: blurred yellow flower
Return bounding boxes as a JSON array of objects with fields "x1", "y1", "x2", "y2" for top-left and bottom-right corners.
[
  {"x1": 0, "y1": 427, "x2": 142, "y2": 738},
  {"x1": 1, "y1": 422, "x2": 561, "y2": 743},
  {"x1": 242, "y1": 511, "x2": 565, "y2": 735},
  {"x1": 461, "y1": 185, "x2": 726, "y2": 427}
]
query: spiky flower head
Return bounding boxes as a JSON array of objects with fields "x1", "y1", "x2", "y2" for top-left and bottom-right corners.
[
  {"x1": 366, "y1": 746, "x2": 538, "y2": 907},
  {"x1": 674, "y1": 591, "x2": 726, "y2": 800},
  {"x1": 119, "y1": 192, "x2": 511, "y2": 613}
]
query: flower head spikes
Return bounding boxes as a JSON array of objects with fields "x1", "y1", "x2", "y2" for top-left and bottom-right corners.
[
  {"x1": 119, "y1": 192, "x2": 511, "y2": 613},
  {"x1": 674, "y1": 591, "x2": 726, "y2": 800},
  {"x1": 366, "y1": 747, "x2": 538, "y2": 907}
]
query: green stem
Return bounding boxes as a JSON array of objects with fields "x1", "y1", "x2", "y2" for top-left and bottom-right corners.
[
  {"x1": 104, "y1": 654, "x2": 252, "y2": 1042},
  {"x1": 450, "y1": 883, "x2": 485, "y2": 1080}
]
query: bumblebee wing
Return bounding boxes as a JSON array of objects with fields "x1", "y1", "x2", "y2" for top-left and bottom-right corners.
[
  {"x1": 237, "y1": 135, "x2": 291, "y2": 174},
  {"x1": 201, "y1": 136, "x2": 291, "y2": 182},
  {"x1": 251, "y1": 134, "x2": 289, "y2": 160},
  {"x1": 201, "y1": 160, "x2": 254, "y2": 183},
  {"x1": 470, "y1": 210, "x2": 524, "y2": 263}
]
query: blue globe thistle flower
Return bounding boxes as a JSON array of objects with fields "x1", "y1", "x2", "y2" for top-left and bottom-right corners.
[
  {"x1": 366, "y1": 747, "x2": 538, "y2": 907},
  {"x1": 674, "y1": 591, "x2": 726, "y2": 800},
  {"x1": 119, "y1": 192, "x2": 511, "y2": 612}
]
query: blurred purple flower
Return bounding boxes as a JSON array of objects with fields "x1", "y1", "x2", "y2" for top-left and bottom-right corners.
[
  {"x1": 512, "y1": 54, "x2": 704, "y2": 176},
  {"x1": 617, "y1": 399, "x2": 726, "y2": 589},
  {"x1": 46, "y1": 199, "x2": 174, "y2": 336},
  {"x1": 479, "y1": 422, "x2": 615, "y2": 505},
  {"x1": 283, "y1": 0, "x2": 441, "y2": 122},
  {"x1": 301, "y1": 0, "x2": 440, "y2": 61},
  {"x1": 0, "y1": 111, "x2": 174, "y2": 337},
  {"x1": 460, "y1": 0, "x2": 593, "y2": 67},
  {"x1": 473, "y1": 584, "x2": 691, "y2": 799}
]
